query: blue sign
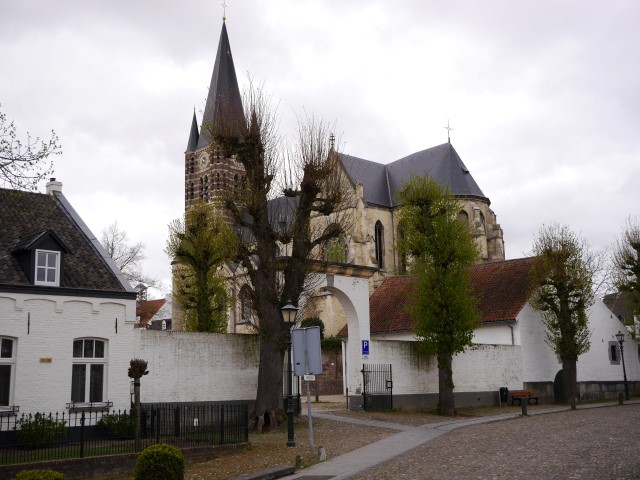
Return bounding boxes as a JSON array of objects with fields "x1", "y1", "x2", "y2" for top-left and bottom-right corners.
[{"x1": 361, "y1": 340, "x2": 370, "y2": 356}]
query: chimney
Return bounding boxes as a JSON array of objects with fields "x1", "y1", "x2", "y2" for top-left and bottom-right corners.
[{"x1": 46, "y1": 178, "x2": 62, "y2": 194}]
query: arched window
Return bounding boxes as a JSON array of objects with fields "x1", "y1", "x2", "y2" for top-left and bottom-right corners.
[
  {"x1": 71, "y1": 338, "x2": 107, "y2": 404},
  {"x1": 325, "y1": 237, "x2": 347, "y2": 263},
  {"x1": 374, "y1": 221, "x2": 384, "y2": 269},
  {"x1": 457, "y1": 210, "x2": 469, "y2": 225},
  {"x1": 239, "y1": 287, "x2": 252, "y2": 324},
  {"x1": 479, "y1": 211, "x2": 486, "y2": 231},
  {"x1": 398, "y1": 227, "x2": 407, "y2": 273},
  {"x1": 189, "y1": 183, "x2": 194, "y2": 200}
]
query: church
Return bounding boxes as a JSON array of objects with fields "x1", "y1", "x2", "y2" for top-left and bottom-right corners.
[{"x1": 178, "y1": 18, "x2": 505, "y2": 336}]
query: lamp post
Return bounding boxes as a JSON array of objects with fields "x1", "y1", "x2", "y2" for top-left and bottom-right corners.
[
  {"x1": 282, "y1": 300, "x2": 299, "y2": 448},
  {"x1": 615, "y1": 330, "x2": 630, "y2": 400}
]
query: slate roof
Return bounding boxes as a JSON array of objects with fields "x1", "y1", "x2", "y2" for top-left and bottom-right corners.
[
  {"x1": 196, "y1": 20, "x2": 245, "y2": 150},
  {"x1": 186, "y1": 110, "x2": 199, "y2": 153},
  {"x1": 339, "y1": 143, "x2": 487, "y2": 208},
  {"x1": 338, "y1": 257, "x2": 535, "y2": 337},
  {"x1": 0, "y1": 188, "x2": 132, "y2": 294},
  {"x1": 604, "y1": 291, "x2": 637, "y2": 320}
]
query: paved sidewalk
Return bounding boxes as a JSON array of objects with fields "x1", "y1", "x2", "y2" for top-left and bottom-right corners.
[{"x1": 282, "y1": 400, "x2": 639, "y2": 480}]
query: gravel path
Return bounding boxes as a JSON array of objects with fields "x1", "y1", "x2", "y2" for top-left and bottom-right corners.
[{"x1": 352, "y1": 404, "x2": 640, "y2": 480}]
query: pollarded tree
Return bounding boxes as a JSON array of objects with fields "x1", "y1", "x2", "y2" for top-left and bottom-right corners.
[
  {"x1": 612, "y1": 216, "x2": 640, "y2": 321},
  {"x1": 211, "y1": 87, "x2": 352, "y2": 428},
  {"x1": 165, "y1": 201, "x2": 237, "y2": 333},
  {"x1": 528, "y1": 223, "x2": 594, "y2": 409},
  {"x1": 396, "y1": 174, "x2": 479, "y2": 416},
  {"x1": 0, "y1": 104, "x2": 60, "y2": 191}
]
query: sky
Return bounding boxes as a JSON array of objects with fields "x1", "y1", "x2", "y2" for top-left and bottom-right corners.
[{"x1": 2, "y1": 1, "x2": 639, "y2": 298}]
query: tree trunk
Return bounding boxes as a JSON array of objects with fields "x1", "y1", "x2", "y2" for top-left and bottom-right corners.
[
  {"x1": 563, "y1": 358, "x2": 578, "y2": 410},
  {"x1": 437, "y1": 352, "x2": 456, "y2": 416}
]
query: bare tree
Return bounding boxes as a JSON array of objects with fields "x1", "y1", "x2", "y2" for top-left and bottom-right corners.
[
  {"x1": 211, "y1": 85, "x2": 353, "y2": 429},
  {"x1": 0, "y1": 104, "x2": 60, "y2": 191},
  {"x1": 101, "y1": 221, "x2": 159, "y2": 289}
]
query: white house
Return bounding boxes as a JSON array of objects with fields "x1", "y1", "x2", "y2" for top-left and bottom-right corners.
[
  {"x1": 339, "y1": 257, "x2": 640, "y2": 409},
  {"x1": 0, "y1": 180, "x2": 137, "y2": 414}
]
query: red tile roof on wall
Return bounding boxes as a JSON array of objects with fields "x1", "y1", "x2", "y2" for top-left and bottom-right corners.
[
  {"x1": 136, "y1": 299, "x2": 166, "y2": 328},
  {"x1": 339, "y1": 257, "x2": 535, "y2": 337}
]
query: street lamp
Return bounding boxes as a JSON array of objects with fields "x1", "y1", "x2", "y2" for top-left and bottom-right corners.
[
  {"x1": 615, "y1": 330, "x2": 630, "y2": 400},
  {"x1": 281, "y1": 300, "x2": 299, "y2": 448}
]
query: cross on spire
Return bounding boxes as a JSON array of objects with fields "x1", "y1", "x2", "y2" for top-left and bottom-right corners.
[
  {"x1": 329, "y1": 133, "x2": 335, "y2": 150},
  {"x1": 221, "y1": 0, "x2": 227, "y2": 21},
  {"x1": 443, "y1": 120, "x2": 453, "y2": 143}
]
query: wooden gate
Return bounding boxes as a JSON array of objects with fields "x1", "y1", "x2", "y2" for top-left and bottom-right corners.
[{"x1": 361, "y1": 364, "x2": 393, "y2": 410}]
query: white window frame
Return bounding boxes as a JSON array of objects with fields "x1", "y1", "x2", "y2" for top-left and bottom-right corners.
[
  {"x1": 0, "y1": 336, "x2": 17, "y2": 411},
  {"x1": 34, "y1": 249, "x2": 60, "y2": 286},
  {"x1": 70, "y1": 338, "x2": 108, "y2": 407}
]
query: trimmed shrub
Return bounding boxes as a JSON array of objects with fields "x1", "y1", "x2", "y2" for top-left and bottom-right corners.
[
  {"x1": 134, "y1": 443, "x2": 184, "y2": 480},
  {"x1": 321, "y1": 336, "x2": 342, "y2": 352},
  {"x1": 15, "y1": 413, "x2": 67, "y2": 447},
  {"x1": 14, "y1": 470, "x2": 64, "y2": 480},
  {"x1": 96, "y1": 411, "x2": 135, "y2": 438}
]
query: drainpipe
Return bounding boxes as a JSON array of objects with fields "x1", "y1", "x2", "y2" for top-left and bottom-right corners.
[{"x1": 509, "y1": 324, "x2": 515, "y2": 346}]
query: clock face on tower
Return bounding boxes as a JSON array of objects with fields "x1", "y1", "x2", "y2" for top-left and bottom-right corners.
[{"x1": 201, "y1": 156, "x2": 208, "y2": 165}]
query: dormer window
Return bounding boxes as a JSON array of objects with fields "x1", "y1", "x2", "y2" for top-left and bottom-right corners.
[{"x1": 35, "y1": 249, "x2": 60, "y2": 286}]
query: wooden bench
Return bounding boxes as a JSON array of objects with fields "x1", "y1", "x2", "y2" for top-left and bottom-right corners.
[{"x1": 509, "y1": 389, "x2": 540, "y2": 405}]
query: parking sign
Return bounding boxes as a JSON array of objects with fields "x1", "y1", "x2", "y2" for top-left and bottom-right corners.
[{"x1": 362, "y1": 339, "x2": 370, "y2": 358}]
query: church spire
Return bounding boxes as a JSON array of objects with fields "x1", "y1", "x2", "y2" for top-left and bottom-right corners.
[
  {"x1": 186, "y1": 109, "x2": 199, "y2": 152},
  {"x1": 197, "y1": 20, "x2": 245, "y2": 149}
]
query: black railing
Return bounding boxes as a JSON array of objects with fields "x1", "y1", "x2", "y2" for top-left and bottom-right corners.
[{"x1": 0, "y1": 402, "x2": 248, "y2": 466}]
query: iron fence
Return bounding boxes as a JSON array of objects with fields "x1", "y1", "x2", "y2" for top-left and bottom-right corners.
[{"x1": 0, "y1": 402, "x2": 248, "y2": 466}]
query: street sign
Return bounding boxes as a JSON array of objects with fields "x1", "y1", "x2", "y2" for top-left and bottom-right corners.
[
  {"x1": 292, "y1": 326, "x2": 323, "y2": 376},
  {"x1": 303, "y1": 374, "x2": 316, "y2": 381},
  {"x1": 362, "y1": 339, "x2": 370, "y2": 358}
]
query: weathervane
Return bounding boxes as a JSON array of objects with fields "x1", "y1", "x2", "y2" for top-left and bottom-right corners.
[
  {"x1": 221, "y1": 0, "x2": 227, "y2": 21},
  {"x1": 443, "y1": 119, "x2": 453, "y2": 143}
]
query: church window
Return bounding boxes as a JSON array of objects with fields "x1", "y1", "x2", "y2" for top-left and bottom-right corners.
[
  {"x1": 325, "y1": 237, "x2": 347, "y2": 263},
  {"x1": 189, "y1": 183, "x2": 194, "y2": 200},
  {"x1": 457, "y1": 210, "x2": 469, "y2": 225},
  {"x1": 0, "y1": 337, "x2": 16, "y2": 407},
  {"x1": 71, "y1": 338, "x2": 107, "y2": 405},
  {"x1": 239, "y1": 286, "x2": 252, "y2": 324},
  {"x1": 398, "y1": 227, "x2": 407, "y2": 273},
  {"x1": 375, "y1": 221, "x2": 384, "y2": 269},
  {"x1": 479, "y1": 211, "x2": 486, "y2": 230},
  {"x1": 199, "y1": 177, "x2": 204, "y2": 199}
]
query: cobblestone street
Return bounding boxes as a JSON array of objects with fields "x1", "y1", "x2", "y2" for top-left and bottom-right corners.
[{"x1": 352, "y1": 404, "x2": 640, "y2": 479}]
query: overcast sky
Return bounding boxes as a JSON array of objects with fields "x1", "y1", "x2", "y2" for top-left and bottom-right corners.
[{"x1": 2, "y1": 1, "x2": 639, "y2": 297}]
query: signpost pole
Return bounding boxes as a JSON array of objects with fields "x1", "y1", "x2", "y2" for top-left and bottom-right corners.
[{"x1": 306, "y1": 379, "x2": 314, "y2": 451}]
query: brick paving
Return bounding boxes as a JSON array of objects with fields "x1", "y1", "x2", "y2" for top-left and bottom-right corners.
[{"x1": 352, "y1": 404, "x2": 640, "y2": 480}]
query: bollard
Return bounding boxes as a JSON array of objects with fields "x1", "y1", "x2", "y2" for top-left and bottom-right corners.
[
  {"x1": 295, "y1": 454, "x2": 303, "y2": 468},
  {"x1": 521, "y1": 401, "x2": 528, "y2": 416},
  {"x1": 318, "y1": 446, "x2": 326, "y2": 461},
  {"x1": 619, "y1": 392, "x2": 624, "y2": 405}
]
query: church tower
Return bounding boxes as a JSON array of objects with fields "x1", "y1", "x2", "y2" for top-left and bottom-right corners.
[{"x1": 184, "y1": 20, "x2": 245, "y2": 209}]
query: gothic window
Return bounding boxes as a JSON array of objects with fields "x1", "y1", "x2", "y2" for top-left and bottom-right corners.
[
  {"x1": 189, "y1": 158, "x2": 194, "y2": 174},
  {"x1": 239, "y1": 286, "x2": 252, "y2": 324},
  {"x1": 199, "y1": 177, "x2": 204, "y2": 199},
  {"x1": 71, "y1": 338, "x2": 107, "y2": 404},
  {"x1": 398, "y1": 227, "x2": 407, "y2": 273},
  {"x1": 479, "y1": 211, "x2": 486, "y2": 231},
  {"x1": 0, "y1": 337, "x2": 16, "y2": 407},
  {"x1": 325, "y1": 237, "x2": 348, "y2": 263},
  {"x1": 374, "y1": 221, "x2": 384, "y2": 269},
  {"x1": 204, "y1": 176, "x2": 209, "y2": 200},
  {"x1": 189, "y1": 183, "x2": 194, "y2": 200},
  {"x1": 457, "y1": 210, "x2": 469, "y2": 225}
]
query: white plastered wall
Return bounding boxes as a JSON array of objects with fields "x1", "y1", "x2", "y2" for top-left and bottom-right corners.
[{"x1": 0, "y1": 293, "x2": 136, "y2": 413}]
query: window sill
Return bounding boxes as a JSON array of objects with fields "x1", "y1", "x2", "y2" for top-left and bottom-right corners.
[
  {"x1": 0, "y1": 405, "x2": 19, "y2": 416},
  {"x1": 66, "y1": 401, "x2": 113, "y2": 412}
]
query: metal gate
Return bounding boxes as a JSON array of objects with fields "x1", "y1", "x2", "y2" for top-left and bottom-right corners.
[{"x1": 361, "y1": 364, "x2": 393, "y2": 410}]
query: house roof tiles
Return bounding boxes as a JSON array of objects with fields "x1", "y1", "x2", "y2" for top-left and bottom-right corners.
[
  {"x1": 339, "y1": 257, "x2": 535, "y2": 337},
  {"x1": 0, "y1": 188, "x2": 131, "y2": 293}
]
